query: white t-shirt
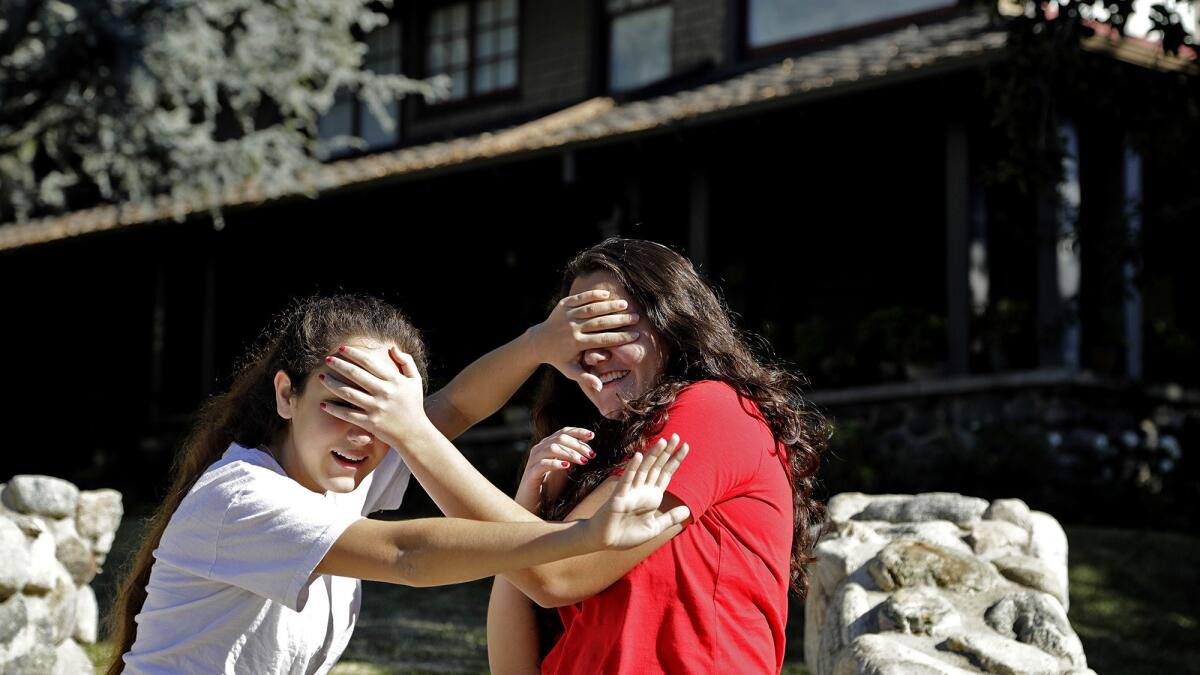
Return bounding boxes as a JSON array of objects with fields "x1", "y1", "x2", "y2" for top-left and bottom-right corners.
[{"x1": 123, "y1": 442, "x2": 412, "y2": 675}]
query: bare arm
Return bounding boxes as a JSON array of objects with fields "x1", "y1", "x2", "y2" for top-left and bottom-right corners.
[
  {"x1": 422, "y1": 290, "x2": 639, "y2": 441},
  {"x1": 316, "y1": 517, "x2": 593, "y2": 587},
  {"x1": 487, "y1": 577, "x2": 542, "y2": 675}
]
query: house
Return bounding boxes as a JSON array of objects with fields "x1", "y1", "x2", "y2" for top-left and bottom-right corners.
[{"x1": 1, "y1": 1, "x2": 1195, "y2": 519}]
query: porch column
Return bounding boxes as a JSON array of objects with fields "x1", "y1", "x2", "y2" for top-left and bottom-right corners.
[
  {"x1": 1122, "y1": 140, "x2": 1144, "y2": 379},
  {"x1": 1036, "y1": 122, "x2": 1082, "y2": 370}
]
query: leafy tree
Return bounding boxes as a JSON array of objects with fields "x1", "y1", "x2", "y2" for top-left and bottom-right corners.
[{"x1": 0, "y1": 0, "x2": 436, "y2": 224}]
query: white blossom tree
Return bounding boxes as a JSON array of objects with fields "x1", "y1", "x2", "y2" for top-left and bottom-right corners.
[{"x1": 0, "y1": 0, "x2": 438, "y2": 223}]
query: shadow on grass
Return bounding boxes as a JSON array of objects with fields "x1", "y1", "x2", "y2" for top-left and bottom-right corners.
[{"x1": 1066, "y1": 526, "x2": 1200, "y2": 675}]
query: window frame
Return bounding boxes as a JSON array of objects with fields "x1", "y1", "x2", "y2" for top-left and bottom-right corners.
[
  {"x1": 420, "y1": 0, "x2": 523, "y2": 111},
  {"x1": 318, "y1": 19, "x2": 406, "y2": 159},
  {"x1": 738, "y1": 0, "x2": 963, "y2": 59}
]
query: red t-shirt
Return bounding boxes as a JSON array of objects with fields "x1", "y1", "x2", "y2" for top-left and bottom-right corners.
[{"x1": 541, "y1": 380, "x2": 794, "y2": 675}]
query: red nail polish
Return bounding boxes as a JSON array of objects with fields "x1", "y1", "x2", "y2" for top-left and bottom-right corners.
[
  {"x1": 320, "y1": 402, "x2": 327, "y2": 409},
  {"x1": 581, "y1": 457, "x2": 588, "y2": 464},
  {"x1": 318, "y1": 374, "x2": 325, "y2": 381},
  {"x1": 561, "y1": 462, "x2": 569, "y2": 468},
  {"x1": 338, "y1": 345, "x2": 346, "y2": 352},
  {"x1": 326, "y1": 356, "x2": 333, "y2": 363}
]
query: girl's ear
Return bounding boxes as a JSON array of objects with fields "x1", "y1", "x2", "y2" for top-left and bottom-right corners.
[{"x1": 273, "y1": 370, "x2": 295, "y2": 420}]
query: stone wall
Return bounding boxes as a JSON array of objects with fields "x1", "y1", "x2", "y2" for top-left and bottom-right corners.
[
  {"x1": 806, "y1": 492, "x2": 1093, "y2": 675},
  {"x1": 1, "y1": 476, "x2": 123, "y2": 674}
]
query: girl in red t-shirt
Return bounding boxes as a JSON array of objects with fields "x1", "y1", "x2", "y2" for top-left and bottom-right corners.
[{"x1": 486, "y1": 238, "x2": 831, "y2": 674}]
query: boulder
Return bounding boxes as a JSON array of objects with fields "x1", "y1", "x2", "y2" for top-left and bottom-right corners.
[
  {"x1": 73, "y1": 584, "x2": 99, "y2": 644},
  {"x1": 0, "y1": 594, "x2": 29, "y2": 643},
  {"x1": 853, "y1": 493, "x2": 988, "y2": 525},
  {"x1": 1028, "y1": 512, "x2": 1070, "y2": 610},
  {"x1": 868, "y1": 539, "x2": 1000, "y2": 594},
  {"x1": 869, "y1": 521, "x2": 973, "y2": 556},
  {"x1": 985, "y1": 591, "x2": 1086, "y2": 668},
  {"x1": 966, "y1": 521, "x2": 1030, "y2": 558},
  {"x1": 22, "y1": 531, "x2": 59, "y2": 595},
  {"x1": 2, "y1": 476, "x2": 79, "y2": 519},
  {"x1": 837, "y1": 634, "x2": 978, "y2": 675},
  {"x1": 55, "y1": 534, "x2": 97, "y2": 586},
  {"x1": 76, "y1": 489, "x2": 123, "y2": 542},
  {"x1": 878, "y1": 587, "x2": 962, "y2": 637},
  {"x1": 53, "y1": 639, "x2": 93, "y2": 674},
  {"x1": 941, "y1": 632, "x2": 1060, "y2": 675},
  {"x1": 817, "y1": 582, "x2": 873, "y2": 675},
  {"x1": 991, "y1": 555, "x2": 1067, "y2": 607},
  {"x1": 0, "y1": 517, "x2": 32, "y2": 600},
  {"x1": 983, "y1": 499, "x2": 1035, "y2": 533}
]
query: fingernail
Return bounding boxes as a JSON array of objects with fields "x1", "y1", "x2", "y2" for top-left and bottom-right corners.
[
  {"x1": 326, "y1": 356, "x2": 333, "y2": 363},
  {"x1": 581, "y1": 457, "x2": 588, "y2": 464},
  {"x1": 338, "y1": 345, "x2": 346, "y2": 352},
  {"x1": 588, "y1": 450, "x2": 596, "y2": 458},
  {"x1": 616, "y1": 300, "x2": 628, "y2": 309},
  {"x1": 320, "y1": 402, "x2": 327, "y2": 409},
  {"x1": 561, "y1": 462, "x2": 570, "y2": 468},
  {"x1": 318, "y1": 374, "x2": 325, "y2": 381},
  {"x1": 632, "y1": 331, "x2": 641, "y2": 339},
  {"x1": 585, "y1": 431, "x2": 594, "y2": 438}
]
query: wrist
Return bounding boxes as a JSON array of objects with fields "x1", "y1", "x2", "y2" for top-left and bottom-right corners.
[{"x1": 518, "y1": 323, "x2": 552, "y2": 368}]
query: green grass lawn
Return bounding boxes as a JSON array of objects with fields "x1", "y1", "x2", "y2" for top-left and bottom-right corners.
[{"x1": 87, "y1": 525, "x2": 1196, "y2": 674}]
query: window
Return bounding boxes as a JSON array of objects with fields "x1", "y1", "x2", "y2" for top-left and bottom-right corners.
[
  {"x1": 746, "y1": 0, "x2": 956, "y2": 50},
  {"x1": 426, "y1": 0, "x2": 519, "y2": 102},
  {"x1": 318, "y1": 21, "x2": 404, "y2": 158},
  {"x1": 608, "y1": 0, "x2": 673, "y2": 93}
]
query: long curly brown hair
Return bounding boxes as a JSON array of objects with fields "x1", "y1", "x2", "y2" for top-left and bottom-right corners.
[
  {"x1": 105, "y1": 294, "x2": 427, "y2": 674},
  {"x1": 532, "y1": 238, "x2": 830, "y2": 597}
]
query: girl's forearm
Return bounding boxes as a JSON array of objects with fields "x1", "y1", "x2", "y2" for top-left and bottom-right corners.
[
  {"x1": 487, "y1": 577, "x2": 542, "y2": 675},
  {"x1": 387, "y1": 419, "x2": 543, "y2": 524},
  {"x1": 386, "y1": 517, "x2": 594, "y2": 587},
  {"x1": 424, "y1": 330, "x2": 542, "y2": 441}
]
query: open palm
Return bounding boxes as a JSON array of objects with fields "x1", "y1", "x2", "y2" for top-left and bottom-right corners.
[{"x1": 592, "y1": 434, "x2": 692, "y2": 550}]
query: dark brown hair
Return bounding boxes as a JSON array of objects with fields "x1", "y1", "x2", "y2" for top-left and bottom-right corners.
[
  {"x1": 106, "y1": 294, "x2": 427, "y2": 674},
  {"x1": 533, "y1": 238, "x2": 830, "y2": 596}
]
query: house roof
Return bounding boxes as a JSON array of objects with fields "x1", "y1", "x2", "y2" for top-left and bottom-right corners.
[{"x1": 0, "y1": 11, "x2": 1095, "y2": 251}]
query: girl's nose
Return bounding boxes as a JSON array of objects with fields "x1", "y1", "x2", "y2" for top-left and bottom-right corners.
[
  {"x1": 346, "y1": 428, "x2": 374, "y2": 446},
  {"x1": 582, "y1": 349, "x2": 610, "y2": 366}
]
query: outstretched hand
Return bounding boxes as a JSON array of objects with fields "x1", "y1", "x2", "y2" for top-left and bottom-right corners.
[{"x1": 588, "y1": 434, "x2": 691, "y2": 550}]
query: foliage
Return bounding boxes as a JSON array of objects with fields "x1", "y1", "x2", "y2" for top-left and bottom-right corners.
[{"x1": 0, "y1": 0, "x2": 437, "y2": 224}]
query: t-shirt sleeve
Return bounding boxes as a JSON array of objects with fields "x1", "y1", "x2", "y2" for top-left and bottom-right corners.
[
  {"x1": 361, "y1": 449, "x2": 412, "y2": 515},
  {"x1": 648, "y1": 381, "x2": 769, "y2": 521},
  {"x1": 156, "y1": 464, "x2": 361, "y2": 612}
]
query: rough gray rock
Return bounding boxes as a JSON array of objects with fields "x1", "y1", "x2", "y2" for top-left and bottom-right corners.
[
  {"x1": 53, "y1": 638, "x2": 93, "y2": 674},
  {"x1": 837, "y1": 634, "x2": 978, "y2": 675},
  {"x1": 6, "y1": 513, "x2": 48, "y2": 538},
  {"x1": 992, "y1": 555, "x2": 1067, "y2": 607},
  {"x1": 869, "y1": 521, "x2": 973, "y2": 556},
  {"x1": 22, "y1": 531, "x2": 59, "y2": 595},
  {"x1": 815, "y1": 522, "x2": 888, "y2": 592},
  {"x1": 76, "y1": 489, "x2": 124, "y2": 543},
  {"x1": 967, "y1": 520, "x2": 1030, "y2": 558},
  {"x1": 73, "y1": 585, "x2": 98, "y2": 644},
  {"x1": 878, "y1": 587, "x2": 962, "y2": 637},
  {"x1": 2, "y1": 476, "x2": 79, "y2": 519},
  {"x1": 828, "y1": 493, "x2": 907, "y2": 522},
  {"x1": 868, "y1": 539, "x2": 1000, "y2": 594},
  {"x1": 985, "y1": 591, "x2": 1087, "y2": 668},
  {"x1": 1028, "y1": 512, "x2": 1070, "y2": 611},
  {"x1": 984, "y1": 499, "x2": 1035, "y2": 533},
  {"x1": 39, "y1": 566, "x2": 77, "y2": 645},
  {"x1": 818, "y1": 583, "x2": 873, "y2": 675},
  {"x1": 7, "y1": 643, "x2": 57, "y2": 673},
  {"x1": 853, "y1": 493, "x2": 989, "y2": 525},
  {"x1": 0, "y1": 518, "x2": 32, "y2": 600},
  {"x1": 941, "y1": 632, "x2": 1061, "y2": 675},
  {"x1": 0, "y1": 594, "x2": 28, "y2": 644},
  {"x1": 55, "y1": 534, "x2": 97, "y2": 586}
]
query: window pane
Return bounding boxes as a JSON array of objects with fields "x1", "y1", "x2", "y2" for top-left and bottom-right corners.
[
  {"x1": 361, "y1": 100, "x2": 399, "y2": 150},
  {"x1": 366, "y1": 23, "x2": 401, "y2": 74},
  {"x1": 496, "y1": 57, "x2": 517, "y2": 89},
  {"x1": 498, "y1": 0, "x2": 517, "y2": 21},
  {"x1": 478, "y1": 0, "x2": 496, "y2": 24},
  {"x1": 449, "y1": 3, "x2": 469, "y2": 31},
  {"x1": 449, "y1": 69, "x2": 468, "y2": 99},
  {"x1": 609, "y1": 6, "x2": 672, "y2": 92},
  {"x1": 747, "y1": 0, "x2": 955, "y2": 48},
  {"x1": 476, "y1": 29, "x2": 496, "y2": 58},
  {"x1": 318, "y1": 93, "x2": 354, "y2": 138},
  {"x1": 474, "y1": 62, "x2": 497, "y2": 93},
  {"x1": 497, "y1": 25, "x2": 517, "y2": 54},
  {"x1": 450, "y1": 36, "x2": 468, "y2": 65}
]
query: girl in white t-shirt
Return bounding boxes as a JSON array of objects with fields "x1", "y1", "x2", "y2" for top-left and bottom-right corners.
[{"x1": 109, "y1": 293, "x2": 689, "y2": 674}]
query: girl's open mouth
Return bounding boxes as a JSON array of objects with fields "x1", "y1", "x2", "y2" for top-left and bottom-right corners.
[{"x1": 331, "y1": 449, "x2": 367, "y2": 468}]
